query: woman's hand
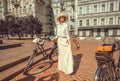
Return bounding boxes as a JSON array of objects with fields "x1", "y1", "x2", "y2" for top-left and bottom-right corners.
[{"x1": 51, "y1": 37, "x2": 57, "y2": 42}]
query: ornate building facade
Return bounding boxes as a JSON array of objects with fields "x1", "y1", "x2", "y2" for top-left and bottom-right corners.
[
  {"x1": 1, "y1": 0, "x2": 55, "y2": 34},
  {"x1": 52, "y1": 0, "x2": 120, "y2": 37},
  {"x1": 0, "y1": 0, "x2": 5, "y2": 19}
]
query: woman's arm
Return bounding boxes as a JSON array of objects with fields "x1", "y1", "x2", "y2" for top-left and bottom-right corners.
[
  {"x1": 66, "y1": 24, "x2": 70, "y2": 40},
  {"x1": 66, "y1": 24, "x2": 71, "y2": 45},
  {"x1": 51, "y1": 26, "x2": 58, "y2": 42}
]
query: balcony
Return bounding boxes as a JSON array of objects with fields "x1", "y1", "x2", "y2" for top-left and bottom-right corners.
[{"x1": 4, "y1": 12, "x2": 13, "y2": 17}]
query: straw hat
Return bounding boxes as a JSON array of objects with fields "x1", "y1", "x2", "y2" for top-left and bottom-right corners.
[{"x1": 57, "y1": 12, "x2": 68, "y2": 22}]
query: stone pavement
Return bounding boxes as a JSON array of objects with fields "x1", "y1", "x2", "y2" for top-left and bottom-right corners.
[{"x1": 1, "y1": 39, "x2": 120, "y2": 81}]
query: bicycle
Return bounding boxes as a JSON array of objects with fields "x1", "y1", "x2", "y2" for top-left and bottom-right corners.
[
  {"x1": 94, "y1": 36, "x2": 120, "y2": 81},
  {"x1": 23, "y1": 36, "x2": 58, "y2": 74}
]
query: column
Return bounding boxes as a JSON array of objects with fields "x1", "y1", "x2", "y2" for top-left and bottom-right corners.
[
  {"x1": 108, "y1": 29, "x2": 113, "y2": 36},
  {"x1": 74, "y1": 0, "x2": 78, "y2": 35},
  {"x1": 100, "y1": 28, "x2": 105, "y2": 37}
]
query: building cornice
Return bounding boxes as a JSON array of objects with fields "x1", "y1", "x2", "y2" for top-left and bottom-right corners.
[
  {"x1": 78, "y1": 0, "x2": 120, "y2": 6},
  {"x1": 78, "y1": 25, "x2": 120, "y2": 30},
  {"x1": 78, "y1": 11, "x2": 120, "y2": 19}
]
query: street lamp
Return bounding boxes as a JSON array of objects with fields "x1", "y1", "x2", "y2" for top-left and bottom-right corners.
[
  {"x1": 60, "y1": 2, "x2": 65, "y2": 12},
  {"x1": 70, "y1": 0, "x2": 78, "y2": 36}
]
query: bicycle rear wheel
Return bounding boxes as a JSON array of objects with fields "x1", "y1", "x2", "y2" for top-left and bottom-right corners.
[
  {"x1": 94, "y1": 63, "x2": 116, "y2": 81},
  {"x1": 23, "y1": 49, "x2": 37, "y2": 74}
]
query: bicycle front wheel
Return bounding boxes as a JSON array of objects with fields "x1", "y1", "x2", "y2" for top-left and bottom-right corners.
[{"x1": 94, "y1": 63, "x2": 116, "y2": 81}]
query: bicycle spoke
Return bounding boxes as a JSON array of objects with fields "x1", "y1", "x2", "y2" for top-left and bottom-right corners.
[{"x1": 94, "y1": 64, "x2": 114, "y2": 81}]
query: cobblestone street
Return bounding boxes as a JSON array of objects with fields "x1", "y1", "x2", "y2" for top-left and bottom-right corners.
[
  {"x1": 9, "y1": 39, "x2": 119, "y2": 81},
  {"x1": 1, "y1": 39, "x2": 119, "y2": 81}
]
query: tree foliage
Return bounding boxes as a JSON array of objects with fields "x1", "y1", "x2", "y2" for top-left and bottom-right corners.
[{"x1": 0, "y1": 15, "x2": 43, "y2": 39}]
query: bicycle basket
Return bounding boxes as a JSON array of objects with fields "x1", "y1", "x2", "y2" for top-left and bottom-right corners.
[
  {"x1": 97, "y1": 45, "x2": 112, "y2": 52},
  {"x1": 32, "y1": 37, "x2": 44, "y2": 44},
  {"x1": 95, "y1": 51, "x2": 112, "y2": 63}
]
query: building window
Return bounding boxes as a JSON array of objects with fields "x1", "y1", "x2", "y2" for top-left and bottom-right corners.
[
  {"x1": 12, "y1": 8, "x2": 14, "y2": 13},
  {"x1": 79, "y1": 7, "x2": 82, "y2": 14},
  {"x1": 16, "y1": 8, "x2": 18, "y2": 13},
  {"x1": 86, "y1": 5, "x2": 89, "y2": 13},
  {"x1": 9, "y1": 9, "x2": 11, "y2": 12},
  {"x1": 93, "y1": 19, "x2": 97, "y2": 26},
  {"x1": 102, "y1": 4, "x2": 105, "y2": 12},
  {"x1": 110, "y1": 3, "x2": 114, "y2": 12},
  {"x1": 118, "y1": 17, "x2": 120, "y2": 24},
  {"x1": 8, "y1": 0, "x2": 10, "y2": 4},
  {"x1": 109, "y1": 18, "x2": 113, "y2": 25},
  {"x1": 101, "y1": 18, "x2": 105, "y2": 25},
  {"x1": 79, "y1": 20, "x2": 82, "y2": 26},
  {"x1": 0, "y1": 10, "x2": 2, "y2": 13},
  {"x1": 56, "y1": 10, "x2": 58, "y2": 14},
  {"x1": 94, "y1": 5, "x2": 97, "y2": 13},
  {"x1": 86, "y1": 19, "x2": 89, "y2": 26},
  {"x1": 20, "y1": 7, "x2": 22, "y2": 13},
  {"x1": 29, "y1": 4, "x2": 32, "y2": 10},
  {"x1": 23, "y1": 6, "x2": 26, "y2": 12}
]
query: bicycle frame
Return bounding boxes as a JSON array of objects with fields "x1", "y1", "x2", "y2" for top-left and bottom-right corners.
[{"x1": 23, "y1": 37, "x2": 58, "y2": 74}]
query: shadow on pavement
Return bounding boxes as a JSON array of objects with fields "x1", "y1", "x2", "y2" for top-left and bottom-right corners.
[
  {"x1": 24, "y1": 61, "x2": 54, "y2": 75},
  {"x1": 38, "y1": 72, "x2": 59, "y2": 81},
  {"x1": 16, "y1": 75, "x2": 35, "y2": 81},
  {"x1": 72, "y1": 54, "x2": 83, "y2": 75}
]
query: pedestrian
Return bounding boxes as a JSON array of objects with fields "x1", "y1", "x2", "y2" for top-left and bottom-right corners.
[
  {"x1": 72, "y1": 34, "x2": 80, "y2": 51},
  {"x1": 51, "y1": 12, "x2": 74, "y2": 74}
]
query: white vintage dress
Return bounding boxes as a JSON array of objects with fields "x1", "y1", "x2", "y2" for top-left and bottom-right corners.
[{"x1": 56, "y1": 22, "x2": 74, "y2": 74}]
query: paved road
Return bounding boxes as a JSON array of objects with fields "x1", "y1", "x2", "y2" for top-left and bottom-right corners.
[
  {"x1": 0, "y1": 39, "x2": 51, "y2": 66},
  {"x1": 1, "y1": 39, "x2": 119, "y2": 81}
]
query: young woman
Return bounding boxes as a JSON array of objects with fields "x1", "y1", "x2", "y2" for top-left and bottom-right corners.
[{"x1": 52, "y1": 13, "x2": 74, "y2": 74}]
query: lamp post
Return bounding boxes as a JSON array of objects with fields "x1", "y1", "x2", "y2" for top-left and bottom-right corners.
[
  {"x1": 74, "y1": 0, "x2": 78, "y2": 36},
  {"x1": 60, "y1": 2, "x2": 65, "y2": 12},
  {"x1": 70, "y1": 0, "x2": 78, "y2": 36}
]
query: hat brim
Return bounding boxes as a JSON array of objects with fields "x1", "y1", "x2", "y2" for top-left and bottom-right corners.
[{"x1": 57, "y1": 13, "x2": 68, "y2": 22}]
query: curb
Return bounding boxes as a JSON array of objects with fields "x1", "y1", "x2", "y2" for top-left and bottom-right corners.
[{"x1": 0, "y1": 43, "x2": 22, "y2": 50}]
